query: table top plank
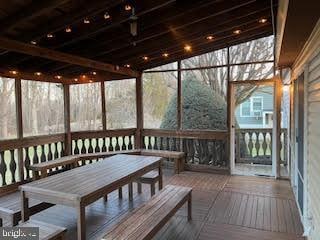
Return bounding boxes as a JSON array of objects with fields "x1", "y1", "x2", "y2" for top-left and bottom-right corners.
[{"x1": 20, "y1": 155, "x2": 162, "y2": 205}]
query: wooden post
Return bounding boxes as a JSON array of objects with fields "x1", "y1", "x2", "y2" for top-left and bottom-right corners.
[
  {"x1": 63, "y1": 85, "x2": 72, "y2": 156},
  {"x1": 226, "y1": 47, "x2": 232, "y2": 172},
  {"x1": 177, "y1": 61, "x2": 182, "y2": 130},
  {"x1": 15, "y1": 78, "x2": 24, "y2": 181},
  {"x1": 273, "y1": 76, "x2": 282, "y2": 178},
  {"x1": 101, "y1": 81, "x2": 107, "y2": 130},
  {"x1": 135, "y1": 73, "x2": 143, "y2": 149}
]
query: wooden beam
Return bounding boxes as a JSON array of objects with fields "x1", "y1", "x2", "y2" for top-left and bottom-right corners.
[
  {"x1": 136, "y1": 27, "x2": 272, "y2": 70},
  {"x1": 101, "y1": 81, "x2": 107, "y2": 130},
  {"x1": 14, "y1": 78, "x2": 24, "y2": 181},
  {"x1": 0, "y1": 67, "x2": 72, "y2": 84},
  {"x1": 0, "y1": 0, "x2": 69, "y2": 34},
  {"x1": 63, "y1": 85, "x2": 71, "y2": 156},
  {"x1": 91, "y1": 0, "x2": 258, "y2": 59},
  {"x1": 11, "y1": 0, "x2": 177, "y2": 68},
  {"x1": 47, "y1": 4, "x2": 271, "y2": 74},
  {"x1": 0, "y1": 37, "x2": 139, "y2": 77},
  {"x1": 177, "y1": 61, "x2": 182, "y2": 130},
  {"x1": 135, "y1": 73, "x2": 143, "y2": 149}
]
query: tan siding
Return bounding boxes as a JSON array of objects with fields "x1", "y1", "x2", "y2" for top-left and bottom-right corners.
[{"x1": 307, "y1": 50, "x2": 320, "y2": 240}]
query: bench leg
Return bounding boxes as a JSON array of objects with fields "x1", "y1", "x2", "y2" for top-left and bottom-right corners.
[
  {"x1": 158, "y1": 164, "x2": 163, "y2": 190},
  {"x1": 188, "y1": 192, "x2": 192, "y2": 221},
  {"x1": 137, "y1": 182, "x2": 142, "y2": 194},
  {"x1": 128, "y1": 183, "x2": 133, "y2": 201},
  {"x1": 150, "y1": 183, "x2": 155, "y2": 196},
  {"x1": 0, "y1": 218, "x2": 2, "y2": 227},
  {"x1": 104, "y1": 194, "x2": 108, "y2": 201},
  {"x1": 118, "y1": 187, "x2": 123, "y2": 199},
  {"x1": 174, "y1": 159, "x2": 179, "y2": 174}
]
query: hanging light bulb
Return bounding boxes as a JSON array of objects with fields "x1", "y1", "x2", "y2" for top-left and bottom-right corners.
[
  {"x1": 125, "y1": 4, "x2": 132, "y2": 11},
  {"x1": 83, "y1": 18, "x2": 90, "y2": 24},
  {"x1": 65, "y1": 26, "x2": 72, "y2": 33},
  {"x1": 104, "y1": 12, "x2": 111, "y2": 19}
]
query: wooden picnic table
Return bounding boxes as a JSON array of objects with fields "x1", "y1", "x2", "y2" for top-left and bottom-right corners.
[{"x1": 20, "y1": 154, "x2": 163, "y2": 240}]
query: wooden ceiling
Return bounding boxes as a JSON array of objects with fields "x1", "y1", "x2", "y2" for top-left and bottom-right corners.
[{"x1": 0, "y1": 0, "x2": 277, "y2": 81}]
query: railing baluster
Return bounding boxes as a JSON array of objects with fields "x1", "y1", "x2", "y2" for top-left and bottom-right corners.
[
  {"x1": 127, "y1": 136, "x2": 133, "y2": 150},
  {"x1": 9, "y1": 149, "x2": 17, "y2": 183},
  {"x1": 95, "y1": 138, "x2": 100, "y2": 153},
  {"x1": 0, "y1": 151, "x2": 7, "y2": 186},
  {"x1": 102, "y1": 138, "x2": 107, "y2": 152},
  {"x1": 24, "y1": 147, "x2": 31, "y2": 179},
  {"x1": 88, "y1": 139, "x2": 94, "y2": 153}
]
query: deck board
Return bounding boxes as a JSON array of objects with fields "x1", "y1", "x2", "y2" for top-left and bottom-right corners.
[{"x1": 5, "y1": 170, "x2": 304, "y2": 240}]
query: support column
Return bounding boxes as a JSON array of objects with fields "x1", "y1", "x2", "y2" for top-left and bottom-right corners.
[
  {"x1": 101, "y1": 81, "x2": 107, "y2": 130},
  {"x1": 273, "y1": 76, "x2": 282, "y2": 178},
  {"x1": 15, "y1": 78, "x2": 24, "y2": 181},
  {"x1": 63, "y1": 84, "x2": 72, "y2": 156},
  {"x1": 135, "y1": 73, "x2": 143, "y2": 149},
  {"x1": 177, "y1": 61, "x2": 182, "y2": 130}
]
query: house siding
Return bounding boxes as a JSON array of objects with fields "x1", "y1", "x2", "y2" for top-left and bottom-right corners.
[
  {"x1": 307, "y1": 49, "x2": 320, "y2": 240},
  {"x1": 290, "y1": 18, "x2": 320, "y2": 240},
  {"x1": 235, "y1": 87, "x2": 273, "y2": 127}
]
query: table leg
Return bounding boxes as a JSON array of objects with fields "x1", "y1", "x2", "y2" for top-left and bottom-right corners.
[
  {"x1": 158, "y1": 163, "x2": 163, "y2": 190},
  {"x1": 188, "y1": 192, "x2": 192, "y2": 221},
  {"x1": 21, "y1": 191, "x2": 29, "y2": 222},
  {"x1": 77, "y1": 203, "x2": 86, "y2": 240},
  {"x1": 128, "y1": 183, "x2": 133, "y2": 201}
]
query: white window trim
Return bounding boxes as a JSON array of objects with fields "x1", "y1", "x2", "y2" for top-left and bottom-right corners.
[
  {"x1": 240, "y1": 96, "x2": 264, "y2": 117},
  {"x1": 251, "y1": 96, "x2": 263, "y2": 115},
  {"x1": 240, "y1": 99, "x2": 251, "y2": 117}
]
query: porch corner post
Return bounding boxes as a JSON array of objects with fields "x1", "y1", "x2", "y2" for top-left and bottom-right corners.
[
  {"x1": 226, "y1": 46, "x2": 232, "y2": 173},
  {"x1": 63, "y1": 84, "x2": 72, "y2": 156},
  {"x1": 15, "y1": 78, "x2": 24, "y2": 181},
  {"x1": 273, "y1": 75, "x2": 282, "y2": 178},
  {"x1": 135, "y1": 72, "x2": 143, "y2": 149}
]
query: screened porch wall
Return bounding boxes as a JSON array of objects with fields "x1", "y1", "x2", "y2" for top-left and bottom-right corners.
[{"x1": 0, "y1": 36, "x2": 276, "y2": 189}]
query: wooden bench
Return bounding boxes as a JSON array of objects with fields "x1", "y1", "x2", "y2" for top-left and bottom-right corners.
[
  {"x1": 0, "y1": 190, "x2": 53, "y2": 227},
  {"x1": 17, "y1": 220, "x2": 66, "y2": 240},
  {"x1": 103, "y1": 185, "x2": 192, "y2": 240},
  {"x1": 136, "y1": 170, "x2": 160, "y2": 196},
  {"x1": 140, "y1": 149, "x2": 185, "y2": 174},
  {"x1": 29, "y1": 149, "x2": 140, "y2": 179}
]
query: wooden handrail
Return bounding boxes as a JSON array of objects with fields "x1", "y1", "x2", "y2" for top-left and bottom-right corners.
[
  {"x1": 0, "y1": 134, "x2": 65, "y2": 151},
  {"x1": 142, "y1": 129, "x2": 228, "y2": 140},
  {"x1": 71, "y1": 128, "x2": 137, "y2": 140}
]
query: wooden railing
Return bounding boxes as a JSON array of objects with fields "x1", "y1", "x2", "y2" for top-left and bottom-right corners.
[
  {"x1": 0, "y1": 134, "x2": 65, "y2": 187},
  {"x1": 142, "y1": 129, "x2": 229, "y2": 173},
  {"x1": 0, "y1": 129, "x2": 137, "y2": 188},
  {"x1": 235, "y1": 128, "x2": 288, "y2": 165},
  {"x1": 71, "y1": 129, "x2": 136, "y2": 165}
]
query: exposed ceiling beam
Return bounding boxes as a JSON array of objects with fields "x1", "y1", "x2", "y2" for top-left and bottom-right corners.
[
  {"x1": 0, "y1": 0, "x2": 69, "y2": 35},
  {"x1": 0, "y1": 37, "x2": 139, "y2": 77},
  {"x1": 45, "y1": 2, "x2": 270, "y2": 73},
  {"x1": 113, "y1": 10, "x2": 272, "y2": 64},
  {"x1": 36, "y1": 0, "x2": 260, "y2": 73},
  {"x1": 7, "y1": 0, "x2": 178, "y2": 69},
  {"x1": 138, "y1": 29, "x2": 273, "y2": 70}
]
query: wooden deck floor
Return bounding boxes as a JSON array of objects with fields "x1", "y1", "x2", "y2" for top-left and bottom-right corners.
[{"x1": 25, "y1": 170, "x2": 304, "y2": 240}]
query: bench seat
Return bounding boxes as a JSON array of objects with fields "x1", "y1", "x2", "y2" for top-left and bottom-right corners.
[
  {"x1": 141, "y1": 149, "x2": 185, "y2": 173},
  {"x1": 0, "y1": 191, "x2": 53, "y2": 227},
  {"x1": 17, "y1": 220, "x2": 66, "y2": 240},
  {"x1": 136, "y1": 170, "x2": 160, "y2": 196},
  {"x1": 103, "y1": 185, "x2": 192, "y2": 240}
]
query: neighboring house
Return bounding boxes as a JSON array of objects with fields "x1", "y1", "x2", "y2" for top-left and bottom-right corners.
[{"x1": 235, "y1": 86, "x2": 287, "y2": 128}]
